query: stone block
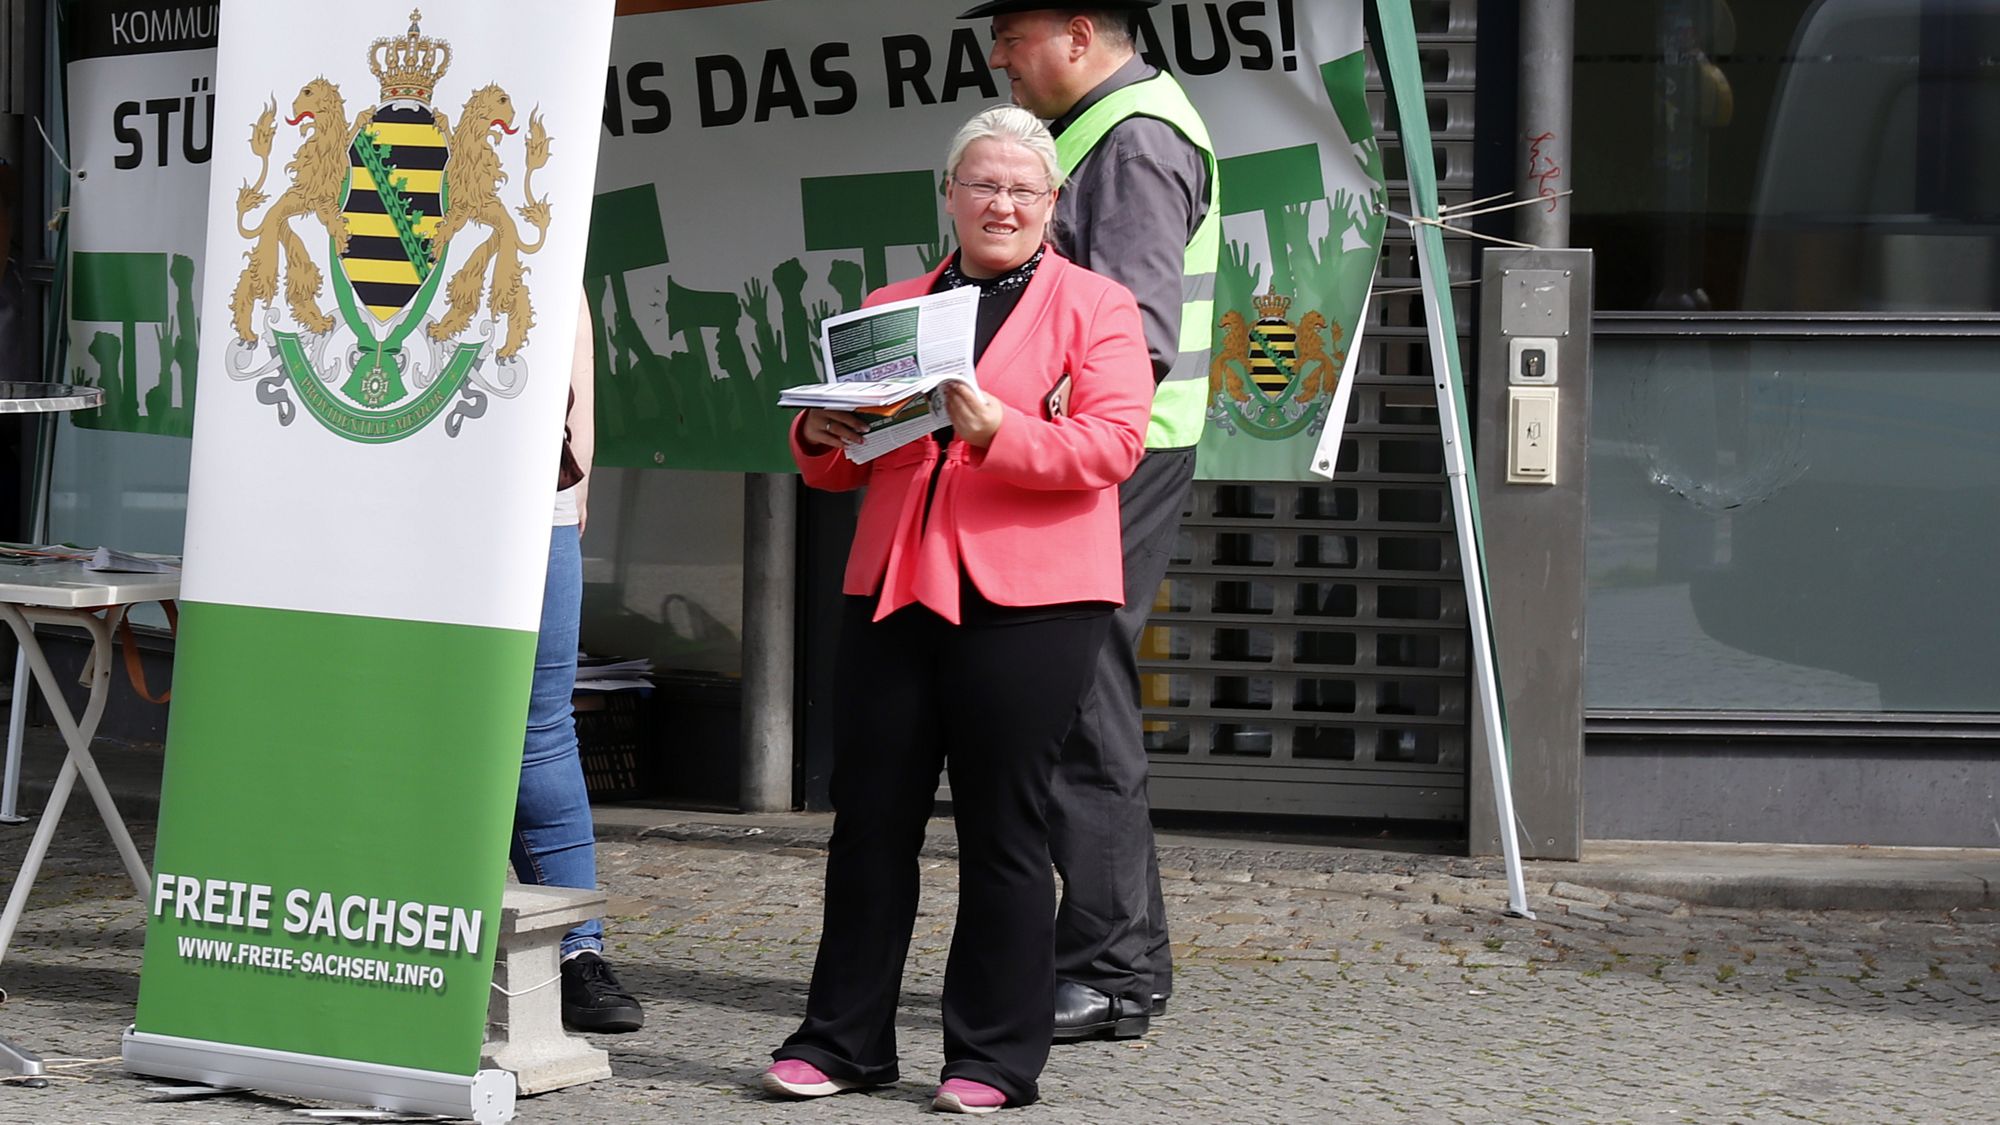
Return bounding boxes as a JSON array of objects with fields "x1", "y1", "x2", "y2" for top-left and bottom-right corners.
[{"x1": 483, "y1": 884, "x2": 613, "y2": 1096}]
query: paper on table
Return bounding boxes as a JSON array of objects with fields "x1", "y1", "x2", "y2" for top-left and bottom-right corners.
[
  {"x1": 85, "y1": 546, "x2": 182, "y2": 574},
  {"x1": 572, "y1": 678, "x2": 655, "y2": 693},
  {"x1": 0, "y1": 543, "x2": 91, "y2": 567},
  {"x1": 574, "y1": 653, "x2": 653, "y2": 693},
  {"x1": 576, "y1": 654, "x2": 653, "y2": 679}
]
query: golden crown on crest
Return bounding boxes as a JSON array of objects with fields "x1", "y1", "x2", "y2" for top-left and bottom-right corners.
[
  {"x1": 370, "y1": 9, "x2": 452, "y2": 102},
  {"x1": 1252, "y1": 283, "x2": 1293, "y2": 323}
]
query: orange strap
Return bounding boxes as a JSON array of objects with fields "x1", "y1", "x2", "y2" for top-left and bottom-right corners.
[{"x1": 117, "y1": 600, "x2": 179, "y2": 704}]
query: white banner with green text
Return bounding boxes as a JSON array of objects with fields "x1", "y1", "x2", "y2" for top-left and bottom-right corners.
[
  {"x1": 62, "y1": 0, "x2": 1381, "y2": 483},
  {"x1": 593, "y1": 0, "x2": 1381, "y2": 479},
  {"x1": 124, "y1": 0, "x2": 616, "y2": 1104}
]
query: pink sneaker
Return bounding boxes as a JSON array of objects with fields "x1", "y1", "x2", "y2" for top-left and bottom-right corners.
[
  {"x1": 761, "y1": 1058, "x2": 864, "y2": 1099},
  {"x1": 932, "y1": 1077, "x2": 1007, "y2": 1114}
]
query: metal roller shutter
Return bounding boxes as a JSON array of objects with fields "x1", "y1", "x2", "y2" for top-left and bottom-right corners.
[{"x1": 1145, "y1": 0, "x2": 1478, "y2": 823}]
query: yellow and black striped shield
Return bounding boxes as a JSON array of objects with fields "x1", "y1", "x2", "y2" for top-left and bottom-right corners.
[
  {"x1": 1248, "y1": 314, "x2": 1298, "y2": 400},
  {"x1": 339, "y1": 102, "x2": 448, "y2": 324}
]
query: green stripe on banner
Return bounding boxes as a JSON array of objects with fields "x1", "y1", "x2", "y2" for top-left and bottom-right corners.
[
  {"x1": 134, "y1": 600, "x2": 535, "y2": 1076},
  {"x1": 72, "y1": 251, "x2": 170, "y2": 323},
  {"x1": 1371, "y1": 0, "x2": 1510, "y2": 756},
  {"x1": 1217, "y1": 145, "x2": 1324, "y2": 217}
]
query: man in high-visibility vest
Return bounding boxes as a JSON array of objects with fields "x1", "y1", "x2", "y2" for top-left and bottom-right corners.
[{"x1": 962, "y1": 0, "x2": 1220, "y2": 1043}]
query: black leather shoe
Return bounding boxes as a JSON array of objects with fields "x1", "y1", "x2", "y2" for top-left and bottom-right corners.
[
  {"x1": 561, "y1": 951, "x2": 645, "y2": 1032},
  {"x1": 1150, "y1": 993, "x2": 1169, "y2": 1017},
  {"x1": 1053, "y1": 980, "x2": 1150, "y2": 1042}
]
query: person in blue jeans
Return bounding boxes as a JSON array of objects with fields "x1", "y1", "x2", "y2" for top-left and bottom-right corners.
[{"x1": 513, "y1": 299, "x2": 644, "y2": 1033}]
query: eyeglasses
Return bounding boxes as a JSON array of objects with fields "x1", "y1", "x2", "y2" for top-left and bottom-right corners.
[{"x1": 952, "y1": 177, "x2": 1053, "y2": 206}]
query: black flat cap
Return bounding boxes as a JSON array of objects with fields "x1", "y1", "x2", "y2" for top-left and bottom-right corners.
[{"x1": 959, "y1": 0, "x2": 1158, "y2": 19}]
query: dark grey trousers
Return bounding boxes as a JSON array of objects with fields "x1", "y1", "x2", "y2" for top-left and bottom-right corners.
[{"x1": 1049, "y1": 447, "x2": 1197, "y2": 1003}]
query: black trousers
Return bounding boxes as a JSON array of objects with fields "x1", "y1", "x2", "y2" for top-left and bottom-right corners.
[
  {"x1": 1049, "y1": 447, "x2": 1197, "y2": 1002},
  {"x1": 775, "y1": 598, "x2": 1110, "y2": 1106}
]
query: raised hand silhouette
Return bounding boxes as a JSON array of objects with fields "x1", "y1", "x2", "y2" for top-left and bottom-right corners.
[
  {"x1": 827, "y1": 259, "x2": 864, "y2": 314},
  {"x1": 742, "y1": 276, "x2": 781, "y2": 374},
  {"x1": 773, "y1": 258, "x2": 813, "y2": 383},
  {"x1": 1221, "y1": 238, "x2": 1263, "y2": 303},
  {"x1": 807, "y1": 299, "x2": 836, "y2": 376},
  {"x1": 772, "y1": 257, "x2": 807, "y2": 299},
  {"x1": 918, "y1": 228, "x2": 955, "y2": 274}
]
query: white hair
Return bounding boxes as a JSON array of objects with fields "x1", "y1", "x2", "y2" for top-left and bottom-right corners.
[{"x1": 944, "y1": 105, "x2": 1066, "y2": 192}]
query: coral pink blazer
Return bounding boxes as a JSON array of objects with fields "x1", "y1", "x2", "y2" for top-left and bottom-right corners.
[{"x1": 791, "y1": 251, "x2": 1153, "y2": 624}]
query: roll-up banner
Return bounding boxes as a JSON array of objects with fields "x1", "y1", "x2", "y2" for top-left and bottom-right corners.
[
  {"x1": 591, "y1": 0, "x2": 1383, "y2": 479},
  {"x1": 122, "y1": 2, "x2": 616, "y2": 1116}
]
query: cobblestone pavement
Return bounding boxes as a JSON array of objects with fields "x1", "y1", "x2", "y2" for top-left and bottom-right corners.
[{"x1": 0, "y1": 818, "x2": 1995, "y2": 1123}]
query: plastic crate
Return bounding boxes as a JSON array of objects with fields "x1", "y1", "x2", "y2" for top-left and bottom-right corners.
[
  {"x1": 649, "y1": 671, "x2": 742, "y2": 806},
  {"x1": 572, "y1": 687, "x2": 656, "y2": 801}
]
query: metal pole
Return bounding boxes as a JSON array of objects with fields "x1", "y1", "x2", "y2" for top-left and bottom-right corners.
[
  {"x1": 1, "y1": 0, "x2": 56, "y2": 1080},
  {"x1": 1412, "y1": 230, "x2": 1533, "y2": 918},
  {"x1": 3, "y1": 0, "x2": 53, "y2": 826},
  {"x1": 2, "y1": 409, "x2": 55, "y2": 824},
  {"x1": 737, "y1": 472, "x2": 795, "y2": 812},
  {"x1": 1517, "y1": 0, "x2": 1574, "y2": 248}
]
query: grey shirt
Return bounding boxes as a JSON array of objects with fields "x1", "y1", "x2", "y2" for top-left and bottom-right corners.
[{"x1": 1050, "y1": 55, "x2": 1213, "y2": 387}]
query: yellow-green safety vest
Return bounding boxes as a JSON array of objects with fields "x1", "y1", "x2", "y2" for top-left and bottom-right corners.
[{"x1": 1055, "y1": 72, "x2": 1222, "y2": 450}]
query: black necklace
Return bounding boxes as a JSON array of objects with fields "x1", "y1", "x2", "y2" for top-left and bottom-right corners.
[{"x1": 941, "y1": 245, "x2": 1045, "y2": 296}]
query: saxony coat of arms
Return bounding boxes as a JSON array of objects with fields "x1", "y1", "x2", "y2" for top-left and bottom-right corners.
[
  {"x1": 1207, "y1": 285, "x2": 1347, "y2": 440},
  {"x1": 225, "y1": 9, "x2": 551, "y2": 442}
]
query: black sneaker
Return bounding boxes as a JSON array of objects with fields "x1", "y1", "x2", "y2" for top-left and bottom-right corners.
[{"x1": 560, "y1": 951, "x2": 644, "y2": 1033}]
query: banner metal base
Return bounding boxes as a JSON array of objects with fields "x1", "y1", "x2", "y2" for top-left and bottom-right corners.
[
  {"x1": 0, "y1": 1034, "x2": 46, "y2": 1080},
  {"x1": 122, "y1": 1029, "x2": 517, "y2": 1123}
]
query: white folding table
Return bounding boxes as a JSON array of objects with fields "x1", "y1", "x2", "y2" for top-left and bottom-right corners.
[
  {"x1": 0, "y1": 560, "x2": 177, "y2": 1078},
  {"x1": 4, "y1": 381, "x2": 108, "y2": 823}
]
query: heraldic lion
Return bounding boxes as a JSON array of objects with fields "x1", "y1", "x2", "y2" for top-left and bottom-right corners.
[
  {"x1": 427, "y1": 84, "x2": 551, "y2": 359},
  {"x1": 231, "y1": 78, "x2": 369, "y2": 342},
  {"x1": 1292, "y1": 310, "x2": 1344, "y2": 403},
  {"x1": 1209, "y1": 309, "x2": 1256, "y2": 403}
]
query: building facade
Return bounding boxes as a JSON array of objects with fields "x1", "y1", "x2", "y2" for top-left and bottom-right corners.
[{"x1": 10, "y1": 0, "x2": 1999, "y2": 848}]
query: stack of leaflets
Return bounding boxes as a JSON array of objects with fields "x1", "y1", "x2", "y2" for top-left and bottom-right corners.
[
  {"x1": 0, "y1": 543, "x2": 90, "y2": 566},
  {"x1": 0, "y1": 543, "x2": 180, "y2": 572},
  {"x1": 575, "y1": 654, "x2": 654, "y2": 693},
  {"x1": 85, "y1": 546, "x2": 182, "y2": 573},
  {"x1": 778, "y1": 284, "x2": 982, "y2": 463}
]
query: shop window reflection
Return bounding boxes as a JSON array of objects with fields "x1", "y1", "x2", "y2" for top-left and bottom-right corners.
[
  {"x1": 1574, "y1": 0, "x2": 2000, "y2": 313},
  {"x1": 1587, "y1": 335, "x2": 2000, "y2": 712}
]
